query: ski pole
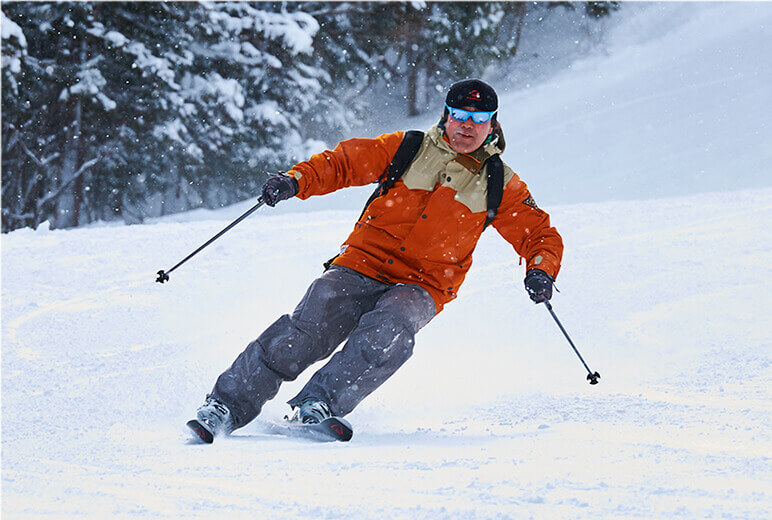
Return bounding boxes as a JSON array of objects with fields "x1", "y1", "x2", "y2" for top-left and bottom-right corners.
[
  {"x1": 156, "y1": 197, "x2": 266, "y2": 283},
  {"x1": 543, "y1": 300, "x2": 601, "y2": 385}
]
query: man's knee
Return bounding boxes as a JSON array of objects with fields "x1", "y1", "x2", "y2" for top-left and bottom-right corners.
[
  {"x1": 255, "y1": 314, "x2": 320, "y2": 380},
  {"x1": 355, "y1": 314, "x2": 415, "y2": 367}
]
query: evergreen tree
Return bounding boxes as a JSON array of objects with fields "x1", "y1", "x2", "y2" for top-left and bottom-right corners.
[
  {"x1": 298, "y1": 2, "x2": 396, "y2": 137},
  {"x1": 2, "y1": 2, "x2": 194, "y2": 228},
  {"x1": 310, "y1": 2, "x2": 509, "y2": 117},
  {"x1": 420, "y1": 2, "x2": 509, "y2": 114},
  {"x1": 2, "y1": 2, "x2": 336, "y2": 229},
  {"x1": 2, "y1": 3, "x2": 98, "y2": 230},
  {"x1": 1, "y1": 10, "x2": 53, "y2": 231},
  {"x1": 182, "y1": 1, "x2": 343, "y2": 202},
  {"x1": 2, "y1": 1, "x2": 622, "y2": 232}
]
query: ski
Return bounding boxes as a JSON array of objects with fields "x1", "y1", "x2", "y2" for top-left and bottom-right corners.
[
  {"x1": 188, "y1": 416, "x2": 353, "y2": 444},
  {"x1": 267, "y1": 416, "x2": 354, "y2": 442},
  {"x1": 187, "y1": 419, "x2": 214, "y2": 444}
]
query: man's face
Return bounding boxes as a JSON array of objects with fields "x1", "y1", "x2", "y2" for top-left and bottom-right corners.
[{"x1": 444, "y1": 106, "x2": 494, "y2": 154}]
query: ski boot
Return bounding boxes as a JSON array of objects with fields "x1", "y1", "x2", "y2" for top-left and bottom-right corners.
[
  {"x1": 279, "y1": 399, "x2": 353, "y2": 441},
  {"x1": 288, "y1": 399, "x2": 332, "y2": 424},
  {"x1": 187, "y1": 395, "x2": 233, "y2": 443}
]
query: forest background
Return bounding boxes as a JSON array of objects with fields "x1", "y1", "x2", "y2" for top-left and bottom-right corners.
[{"x1": 1, "y1": 1, "x2": 619, "y2": 232}]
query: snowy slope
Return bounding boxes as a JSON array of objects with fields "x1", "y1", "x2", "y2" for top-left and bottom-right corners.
[
  {"x1": 501, "y1": 2, "x2": 772, "y2": 206},
  {"x1": 3, "y1": 3, "x2": 772, "y2": 519},
  {"x1": 3, "y1": 187, "x2": 771, "y2": 519},
  {"x1": 266, "y1": 2, "x2": 772, "y2": 217}
]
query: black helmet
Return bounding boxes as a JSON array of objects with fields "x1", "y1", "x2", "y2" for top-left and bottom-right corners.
[{"x1": 445, "y1": 79, "x2": 498, "y2": 112}]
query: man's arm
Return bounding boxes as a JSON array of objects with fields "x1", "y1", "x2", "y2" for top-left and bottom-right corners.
[
  {"x1": 288, "y1": 131, "x2": 405, "y2": 199},
  {"x1": 492, "y1": 172, "x2": 564, "y2": 280}
]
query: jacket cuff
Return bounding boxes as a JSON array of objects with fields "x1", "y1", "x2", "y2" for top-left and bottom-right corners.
[
  {"x1": 286, "y1": 170, "x2": 307, "y2": 199},
  {"x1": 526, "y1": 267, "x2": 554, "y2": 281}
]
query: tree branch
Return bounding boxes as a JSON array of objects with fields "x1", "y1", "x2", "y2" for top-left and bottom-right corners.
[
  {"x1": 4, "y1": 210, "x2": 35, "y2": 221},
  {"x1": 20, "y1": 138, "x2": 60, "y2": 168},
  {"x1": 305, "y1": 4, "x2": 361, "y2": 17},
  {"x1": 37, "y1": 155, "x2": 101, "y2": 211},
  {"x1": 16, "y1": 138, "x2": 60, "y2": 211}
]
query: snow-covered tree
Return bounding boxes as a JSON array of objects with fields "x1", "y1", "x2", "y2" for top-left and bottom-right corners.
[
  {"x1": 2, "y1": 2, "x2": 344, "y2": 229},
  {"x1": 310, "y1": 2, "x2": 509, "y2": 117},
  {"x1": 1, "y1": 10, "x2": 39, "y2": 231},
  {"x1": 1, "y1": 3, "x2": 194, "y2": 228},
  {"x1": 182, "y1": 2, "x2": 335, "y2": 203},
  {"x1": 1, "y1": 2, "x2": 621, "y2": 232}
]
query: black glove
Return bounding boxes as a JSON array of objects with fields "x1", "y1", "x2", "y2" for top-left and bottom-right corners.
[
  {"x1": 524, "y1": 268, "x2": 554, "y2": 303},
  {"x1": 261, "y1": 174, "x2": 299, "y2": 207}
]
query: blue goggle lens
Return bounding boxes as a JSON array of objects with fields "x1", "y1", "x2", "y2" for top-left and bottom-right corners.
[{"x1": 446, "y1": 104, "x2": 497, "y2": 124}]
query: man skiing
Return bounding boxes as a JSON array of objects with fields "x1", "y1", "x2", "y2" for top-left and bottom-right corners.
[{"x1": 189, "y1": 79, "x2": 563, "y2": 442}]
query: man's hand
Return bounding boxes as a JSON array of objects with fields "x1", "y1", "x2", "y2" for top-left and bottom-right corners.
[
  {"x1": 524, "y1": 268, "x2": 554, "y2": 303},
  {"x1": 261, "y1": 174, "x2": 299, "y2": 207}
]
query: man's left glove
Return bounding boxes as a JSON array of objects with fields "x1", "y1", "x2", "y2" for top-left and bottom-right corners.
[
  {"x1": 261, "y1": 173, "x2": 299, "y2": 207},
  {"x1": 524, "y1": 268, "x2": 554, "y2": 303}
]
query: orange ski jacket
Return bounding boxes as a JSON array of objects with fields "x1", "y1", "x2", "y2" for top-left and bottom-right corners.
[{"x1": 288, "y1": 124, "x2": 563, "y2": 313}]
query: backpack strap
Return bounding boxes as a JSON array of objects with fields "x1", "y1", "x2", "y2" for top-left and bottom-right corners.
[
  {"x1": 324, "y1": 130, "x2": 425, "y2": 270},
  {"x1": 324, "y1": 131, "x2": 502, "y2": 270},
  {"x1": 356, "y1": 130, "x2": 425, "y2": 222},
  {"x1": 483, "y1": 154, "x2": 504, "y2": 230}
]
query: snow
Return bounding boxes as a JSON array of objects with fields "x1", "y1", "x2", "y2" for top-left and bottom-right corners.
[
  {"x1": 2, "y1": 3, "x2": 771, "y2": 519},
  {"x1": 125, "y1": 41, "x2": 180, "y2": 89},
  {"x1": 64, "y1": 68, "x2": 118, "y2": 111},
  {"x1": 501, "y1": 2, "x2": 772, "y2": 206},
  {"x1": 1, "y1": 12, "x2": 26, "y2": 47},
  {"x1": 206, "y1": 6, "x2": 319, "y2": 56},
  {"x1": 246, "y1": 100, "x2": 288, "y2": 126},
  {"x1": 3, "y1": 188, "x2": 770, "y2": 518},
  {"x1": 103, "y1": 30, "x2": 129, "y2": 49},
  {"x1": 258, "y1": 10, "x2": 319, "y2": 56},
  {"x1": 1, "y1": 11, "x2": 27, "y2": 74}
]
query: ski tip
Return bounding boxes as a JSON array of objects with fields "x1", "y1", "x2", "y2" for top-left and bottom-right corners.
[
  {"x1": 322, "y1": 417, "x2": 353, "y2": 442},
  {"x1": 187, "y1": 419, "x2": 214, "y2": 444}
]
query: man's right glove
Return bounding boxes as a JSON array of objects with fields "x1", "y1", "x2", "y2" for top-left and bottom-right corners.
[
  {"x1": 261, "y1": 173, "x2": 299, "y2": 207},
  {"x1": 524, "y1": 268, "x2": 554, "y2": 303}
]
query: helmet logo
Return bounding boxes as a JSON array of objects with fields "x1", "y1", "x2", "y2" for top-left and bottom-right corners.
[{"x1": 466, "y1": 90, "x2": 482, "y2": 101}]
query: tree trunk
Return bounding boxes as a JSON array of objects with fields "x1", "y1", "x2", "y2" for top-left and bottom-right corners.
[
  {"x1": 406, "y1": 45, "x2": 420, "y2": 117},
  {"x1": 54, "y1": 41, "x2": 86, "y2": 229},
  {"x1": 54, "y1": 97, "x2": 83, "y2": 228},
  {"x1": 512, "y1": 4, "x2": 527, "y2": 57}
]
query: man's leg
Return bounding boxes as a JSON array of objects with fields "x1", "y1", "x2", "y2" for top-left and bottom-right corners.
[
  {"x1": 289, "y1": 283, "x2": 436, "y2": 417},
  {"x1": 210, "y1": 266, "x2": 382, "y2": 429}
]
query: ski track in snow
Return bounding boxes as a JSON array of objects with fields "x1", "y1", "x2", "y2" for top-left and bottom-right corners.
[{"x1": 2, "y1": 188, "x2": 771, "y2": 519}]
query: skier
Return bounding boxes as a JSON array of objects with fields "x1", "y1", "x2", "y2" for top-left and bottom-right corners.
[{"x1": 189, "y1": 79, "x2": 563, "y2": 441}]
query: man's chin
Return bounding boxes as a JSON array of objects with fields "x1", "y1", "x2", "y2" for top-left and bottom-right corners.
[{"x1": 450, "y1": 135, "x2": 475, "y2": 152}]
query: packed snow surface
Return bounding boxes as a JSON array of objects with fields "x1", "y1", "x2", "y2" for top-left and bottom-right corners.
[
  {"x1": 3, "y1": 187, "x2": 770, "y2": 519},
  {"x1": 2, "y1": 3, "x2": 771, "y2": 519}
]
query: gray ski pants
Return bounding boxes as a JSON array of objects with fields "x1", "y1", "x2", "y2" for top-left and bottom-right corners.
[{"x1": 211, "y1": 265, "x2": 436, "y2": 429}]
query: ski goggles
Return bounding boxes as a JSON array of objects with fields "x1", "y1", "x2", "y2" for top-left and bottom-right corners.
[{"x1": 445, "y1": 104, "x2": 497, "y2": 124}]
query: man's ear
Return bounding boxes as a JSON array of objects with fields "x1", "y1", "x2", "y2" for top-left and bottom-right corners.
[{"x1": 439, "y1": 111, "x2": 448, "y2": 131}]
